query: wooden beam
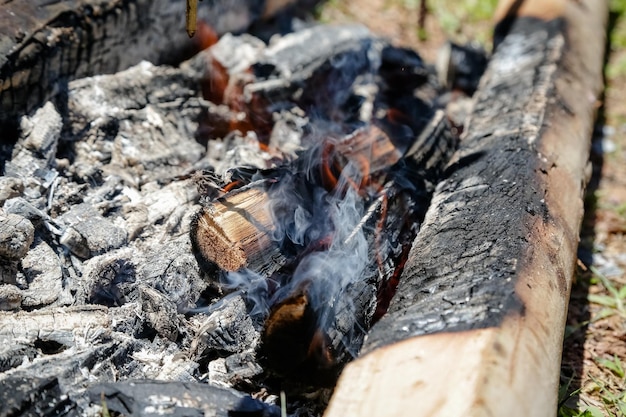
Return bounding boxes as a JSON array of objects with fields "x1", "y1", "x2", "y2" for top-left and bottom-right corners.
[{"x1": 325, "y1": 1, "x2": 607, "y2": 416}]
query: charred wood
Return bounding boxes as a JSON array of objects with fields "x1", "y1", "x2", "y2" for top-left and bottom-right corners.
[
  {"x1": 190, "y1": 110, "x2": 456, "y2": 384},
  {"x1": 88, "y1": 380, "x2": 280, "y2": 417},
  {"x1": 0, "y1": 0, "x2": 306, "y2": 127},
  {"x1": 0, "y1": 14, "x2": 462, "y2": 414},
  {"x1": 0, "y1": 305, "x2": 110, "y2": 348}
]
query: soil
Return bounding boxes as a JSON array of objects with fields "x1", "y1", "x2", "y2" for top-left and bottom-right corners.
[{"x1": 318, "y1": 1, "x2": 626, "y2": 415}]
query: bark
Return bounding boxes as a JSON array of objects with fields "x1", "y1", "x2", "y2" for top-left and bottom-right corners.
[{"x1": 326, "y1": 1, "x2": 607, "y2": 416}]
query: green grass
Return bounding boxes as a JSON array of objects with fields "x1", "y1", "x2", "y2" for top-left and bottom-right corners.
[
  {"x1": 558, "y1": 266, "x2": 626, "y2": 417},
  {"x1": 587, "y1": 266, "x2": 626, "y2": 320},
  {"x1": 426, "y1": 0, "x2": 498, "y2": 43}
]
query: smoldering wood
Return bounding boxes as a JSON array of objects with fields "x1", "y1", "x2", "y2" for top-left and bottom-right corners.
[
  {"x1": 0, "y1": 14, "x2": 461, "y2": 416},
  {"x1": 246, "y1": 114, "x2": 455, "y2": 382},
  {"x1": 326, "y1": 1, "x2": 607, "y2": 416},
  {"x1": 1, "y1": 21, "x2": 429, "y2": 415},
  {"x1": 186, "y1": 24, "x2": 455, "y2": 385},
  {"x1": 0, "y1": 0, "x2": 303, "y2": 127},
  {"x1": 189, "y1": 120, "x2": 411, "y2": 280}
]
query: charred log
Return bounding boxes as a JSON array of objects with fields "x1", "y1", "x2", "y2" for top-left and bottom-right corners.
[
  {"x1": 326, "y1": 1, "x2": 607, "y2": 416},
  {"x1": 0, "y1": 0, "x2": 308, "y2": 128}
]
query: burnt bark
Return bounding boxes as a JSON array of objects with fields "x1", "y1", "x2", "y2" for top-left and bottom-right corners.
[{"x1": 363, "y1": 16, "x2": 566, "y2": 353}]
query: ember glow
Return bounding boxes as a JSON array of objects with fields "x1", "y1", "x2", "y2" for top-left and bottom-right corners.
[{"x1": 190, "y1": 23, "x2": 456, "y2": 384}]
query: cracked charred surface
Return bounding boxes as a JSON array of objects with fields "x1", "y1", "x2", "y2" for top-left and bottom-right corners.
[{"x1": 364, "y1": 16, "x2": 566, "y2": 352}]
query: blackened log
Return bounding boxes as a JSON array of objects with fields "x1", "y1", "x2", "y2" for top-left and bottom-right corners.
[
  {"x1": 0, "y1": 0, "x2": 301, "y2": 127},
  {"x1": 326, "y1": 1, "x2": 606, "y2": 416},
  {"x1": 0, "y1": 376, "x2": 77, "y2": 417},
  {"x1": 88, "y1": 380, "x2": 281, "y2": 417}
]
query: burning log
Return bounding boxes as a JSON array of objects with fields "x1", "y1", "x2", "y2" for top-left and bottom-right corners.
[
  {"x1": 191, "y1": 186, "x2": 286, "y2": 276},
  {"x1": 326, "y1": 0, "x2": 607, "y2": 416},
  {"x1": 188, "y1": 24, "x2": 456, "y2": 389},
  {"x1": 191, "y1": 100, "x2": 456, "y2": 385}
]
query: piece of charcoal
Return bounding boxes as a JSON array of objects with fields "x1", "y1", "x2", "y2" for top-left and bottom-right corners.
[
  {"x1": 0, "y1": 342, "x2": 37, "y2": 372},
  {"x1": 0, "y1": 375, "x2": 77, "y2": 417},
  {"x1": 191, "y1": 294, "x2": 260, "y2": 358},
  {"x1": 208, "y1": 350, "x2": 263, "y2": 387},
  {"x1": 0, "y1": 177, "x2": 24, "y2": 205},
  {"x1": 3, "y1": 197, "x2": 52, "y2": 228},
  {"x1": 138, "y1": 236, "x2": 206, "y2": 312},
  {"x1": 77, "y1": 249, "x2": 136, "y2": 306},
  {"x1": 139, "y1": 285, "x2": 181, "y2": 342},
  {"x1": 87, "y1": 380, "x2": 281, "y2": 417},
  {"x1": 19, "y1": 238, "x2": 63, "y2": 308},
  {"x1": 4, "y1": 102, "x2": 62, "y2": 178},
  {"x1": 59, "y1": 203, "x2": 127, "y2": 259},
  {"x1": 0, "y1": 213, "x2": 34, "y2": 261},
  {"x1": 0, "y1": 284, "x2": 23, "y2": 310}
]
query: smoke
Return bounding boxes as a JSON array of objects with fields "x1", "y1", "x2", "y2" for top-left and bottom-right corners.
[{"x1": 196, "y1": 23, "x2": 450, "y2": 377}]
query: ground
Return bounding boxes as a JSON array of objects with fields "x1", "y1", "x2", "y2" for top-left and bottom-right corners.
[{"x1": 316, "y1": 1, "x2": 626, "y2": 416}]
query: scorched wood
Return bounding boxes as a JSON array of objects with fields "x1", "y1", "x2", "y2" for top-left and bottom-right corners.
[
  {"x1": 0, "y1": 0, "x2": 301, "y2": 128},
  {"x1": 326, "y1": 0, "x2": 607, "y2": 416}
]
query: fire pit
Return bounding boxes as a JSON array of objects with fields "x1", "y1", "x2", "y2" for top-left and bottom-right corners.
[{"x1": 0, "y1": 0, "x2": 607, "y2": 416}]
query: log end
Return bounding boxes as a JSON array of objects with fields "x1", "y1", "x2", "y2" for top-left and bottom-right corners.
[{"x1": 190, "y1": 208, "x2": 248, "y2": 273}]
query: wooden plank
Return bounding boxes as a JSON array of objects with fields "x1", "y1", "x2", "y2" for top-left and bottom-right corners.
[{"x1": 325, "y1": 0, "x2": 607, "y2": 416}]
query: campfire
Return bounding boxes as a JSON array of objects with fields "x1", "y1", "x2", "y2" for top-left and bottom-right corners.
[{"x1": 0, "y1": 13, "x2": 460, "y2": 413}]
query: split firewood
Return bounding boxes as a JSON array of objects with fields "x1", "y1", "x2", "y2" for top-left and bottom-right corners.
[{"x1": 191, "y1": 185, "x2": 287, "y2": 277}]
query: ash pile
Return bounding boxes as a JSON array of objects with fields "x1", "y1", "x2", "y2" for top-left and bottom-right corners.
[{"x1": 0, "y1": 22, "x2": 481, "y2": 417}]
